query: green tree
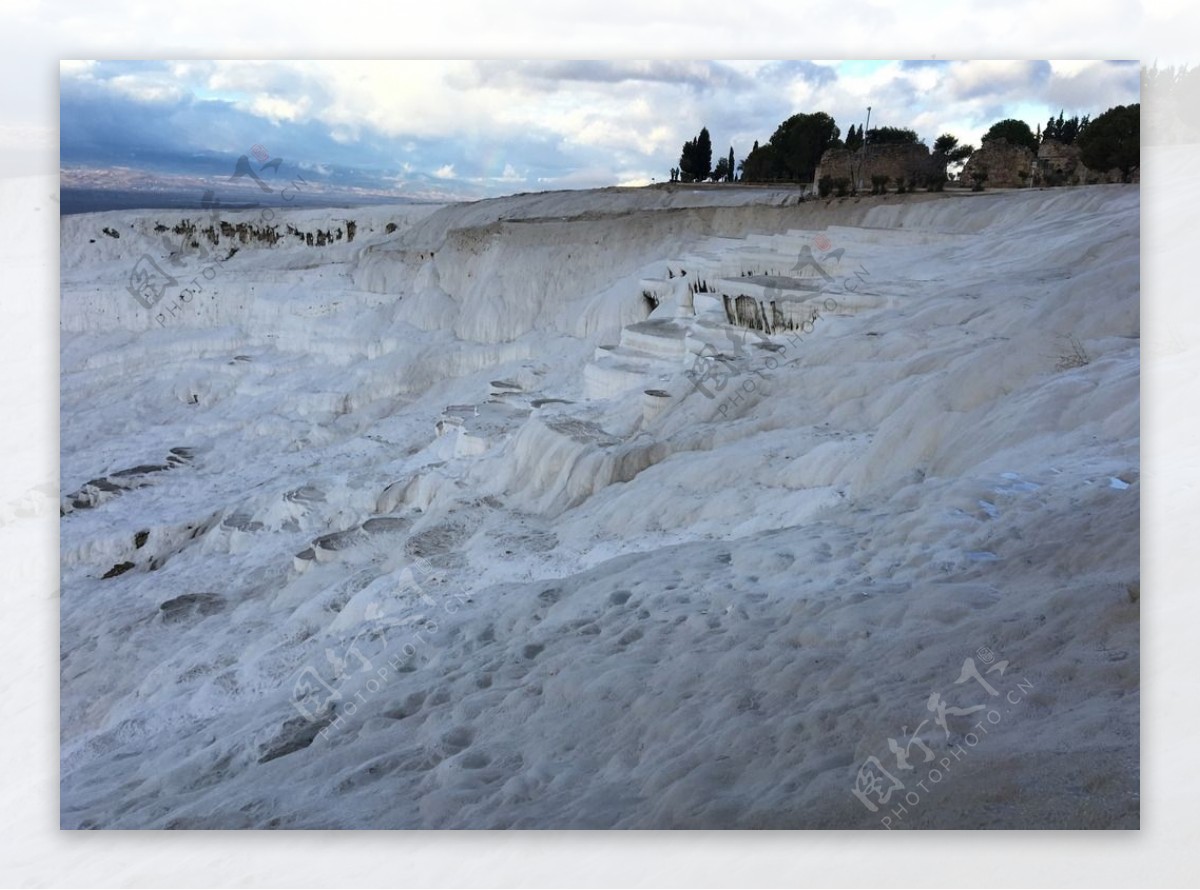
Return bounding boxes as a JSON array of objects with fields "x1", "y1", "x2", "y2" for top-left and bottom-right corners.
[
  {"x1": 1077, "y1": 104, "x2": 1140, "y2": 182},
  {"x1": 932, "y1": 133, "x2": 974, "y2": 176},
  {"x1": 696, "y1": 127, "x2": 712, "y2": 179},
  {"x1": 739, "y1": 139, "x2": 781, "y2": 181},
  {"x1": 765, "y1": 112, "x2": 840, "y2": 182},
  {"x1": 679, "y1": 126, "x2": 713, "y2": 182},
  {"x1": 1043, "y1": 110, "x2": 1090, "y2": 145},
  {"x1": 845, "y1": 124, "x2": 863, "y2": 152},
  {"x1": 866, "y1": 125, "x2": 919, "y2": 145},
  {"x1": 727, "y1": 146, "x2": 735, "y2": 182},
  {"x1": 981, "y1": 118, "x2": 1038, "y2": 154},
  {"x1": 933, "y1": 133, "x2": 958, "y2": 154},
  {"x1": 712, "y1": 156, "x2": 730, "y2": 182}
]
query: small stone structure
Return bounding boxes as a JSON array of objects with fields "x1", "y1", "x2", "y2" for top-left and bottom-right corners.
[
  {"x1": 815, "y1": 143, "x2": 934, "y2": 188},
  {"x1": 1035, "y1": 139, "x2": 1138, "y2": 185},
  {"x1": 960, "y1": 138, "x2": 1036, "y2": 188},
  {"x1": 1035, "y1": 139, "x2": 1085, "y2": 185}
]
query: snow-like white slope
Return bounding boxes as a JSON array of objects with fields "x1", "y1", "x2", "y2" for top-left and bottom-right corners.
[{"x1": 60, "y1": 184, "x2": 1139, "y2": 828}]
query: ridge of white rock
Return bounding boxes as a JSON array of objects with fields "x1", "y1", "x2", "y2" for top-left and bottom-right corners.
[{"x1": 60, "y1": 185, "x2": 1139, "y2": 828}]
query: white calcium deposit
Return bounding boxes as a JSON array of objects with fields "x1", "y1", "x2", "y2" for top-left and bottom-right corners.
[{"x1": 60, "y1": 184, "x2": 1139, "y2": 828}]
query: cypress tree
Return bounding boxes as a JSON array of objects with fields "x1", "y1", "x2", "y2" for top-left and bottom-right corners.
[{"x1": 679, "y1": 126, "x2": 713, "y2": 182}]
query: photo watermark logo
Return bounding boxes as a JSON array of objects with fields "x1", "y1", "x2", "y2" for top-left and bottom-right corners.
[
  {"x1": 850, "y1": 646, "x2": 1035, "y2": 828},
  {"x1": 125, "y1": 145, "x2": 310, "y2": 325},
  {"x1": 684, "y1": 239, "x2": 870, "y2": 419},
  {"x1": 289, "y1": 555, "x2": 472, "y2": 742}
]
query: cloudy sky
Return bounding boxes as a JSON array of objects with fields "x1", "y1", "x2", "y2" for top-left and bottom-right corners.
[{"x1": 59, "y1": 60, "x2": 1139, "y2": 201}]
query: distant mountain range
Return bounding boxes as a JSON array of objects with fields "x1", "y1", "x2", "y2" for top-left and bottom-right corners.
[{"x1": 59, "y1": 162, "x2": 480, "y2": 214}]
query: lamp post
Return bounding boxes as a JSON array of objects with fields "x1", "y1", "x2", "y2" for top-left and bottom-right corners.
[{"x1": 860, "y1": 105, "x2": 872, "y2": 192}]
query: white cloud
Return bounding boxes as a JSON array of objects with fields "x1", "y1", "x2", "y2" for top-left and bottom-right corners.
[
  {"x1": 106, "y1": 74, "x2": 187, "y2": 104},
  {"x1": 944, "y1": 60, "x2": 1051, "y2": 102},
  {"x1": 57, "y1": 59, "x2": 1142, "y2": 197},
  {"x1": 249, "y1": 95, "x2": 311, "y2": 124}
]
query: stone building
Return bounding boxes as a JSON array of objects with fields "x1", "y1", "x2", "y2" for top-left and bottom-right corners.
[
  {"x1": 1035, "y1": 138, "x2": 1085, "y2": 185},
  {"x1": 960, "y1": 138, "x2": 1036, "y2": 188},
  {"x1": 815, "y1": 143, "x2": 934, "y2": 189},
  {"x1": 1035, "y1": 138, "x2": 1138, "y2": 185}
]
